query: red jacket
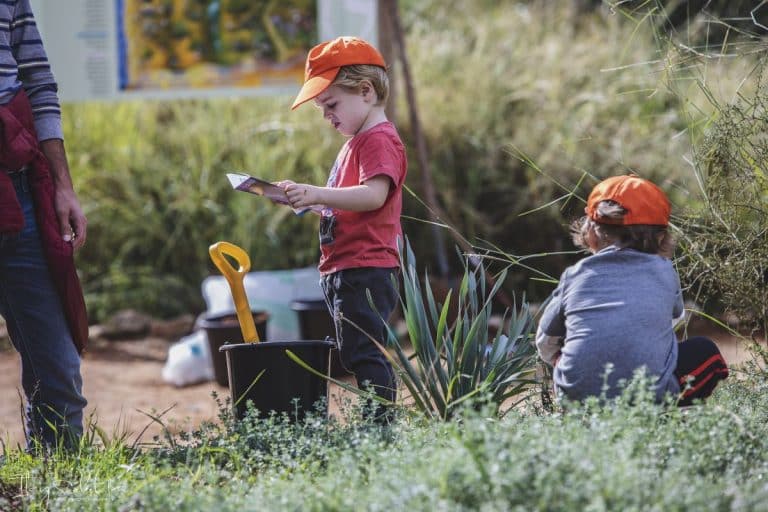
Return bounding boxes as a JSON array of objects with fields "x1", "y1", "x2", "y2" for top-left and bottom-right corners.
[{"x1": 0, "y1": 89, "x2": 88, "y2": 353}]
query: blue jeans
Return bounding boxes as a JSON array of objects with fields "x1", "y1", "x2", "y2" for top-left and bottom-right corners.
[
  {"x1": 0, "y1": 170, "x2": 86, "y2": 448},
  {"x1": 321, "y1": 267, "x2": 398, "y2": 409}
]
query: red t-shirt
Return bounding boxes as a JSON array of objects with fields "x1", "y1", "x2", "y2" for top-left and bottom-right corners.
[{"x1": 318, "y1": 121, "x2": 407, "y2": 275}]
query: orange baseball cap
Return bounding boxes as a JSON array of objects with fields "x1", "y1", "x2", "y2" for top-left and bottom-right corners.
[
  {"x1": 291, "y1": 36, "x2": 386, "y2": 110},
  {"x1": 585, "y1": 174, "x2": 671, "y2": 226}
]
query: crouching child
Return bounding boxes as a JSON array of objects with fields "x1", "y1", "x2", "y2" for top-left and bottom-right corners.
[{"x1": 536, "y1": 174, "x2": 728, "y2": 405}]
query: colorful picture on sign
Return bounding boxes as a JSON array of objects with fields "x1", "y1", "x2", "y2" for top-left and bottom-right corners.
[{"x1": 118, "y1": 0, "x2": 316, "y2": 90}]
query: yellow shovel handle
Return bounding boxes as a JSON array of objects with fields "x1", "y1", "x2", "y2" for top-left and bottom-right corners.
[{"x1": 208, "y1": 241, "x2": 260, "y2": 343}]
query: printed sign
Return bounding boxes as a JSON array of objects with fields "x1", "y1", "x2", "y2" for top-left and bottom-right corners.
[{"x1": 31, "y1": 0, "x2": 378, "y2": 102}]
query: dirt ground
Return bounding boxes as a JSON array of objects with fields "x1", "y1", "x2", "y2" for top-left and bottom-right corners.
[
  {"x1": 0, "y1": 323, "x2": 759, "y2": 449},
  {"x1": 0, "y1": 336, "x2": 358, "y2": 449}
]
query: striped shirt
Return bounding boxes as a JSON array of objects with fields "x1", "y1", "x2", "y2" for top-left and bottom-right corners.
[{"x1": 0, "y1": 0, "x2": 61, "y2": 141}]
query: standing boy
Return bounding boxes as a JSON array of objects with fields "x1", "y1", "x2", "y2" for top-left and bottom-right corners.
[
  {"x1": 283, "y1": 36, "x2": 406, "y2": 420},
  {"x1": 536, "y1": 175, "x2": 728, "y2": 405},
  {"x1": 0, "y1": 0, "x2": 89, "y2": 449}
]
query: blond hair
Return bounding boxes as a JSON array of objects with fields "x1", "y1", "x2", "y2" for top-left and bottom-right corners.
[
  {"x1": 571, "y1": 200, "x2": 676, "y2": 258},
  {"x1": 333, "y1": 64, "x2": 389, "y2": 106}
]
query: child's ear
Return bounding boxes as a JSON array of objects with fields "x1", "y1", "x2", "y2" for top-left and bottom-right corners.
[{"x1": 360, "y1": 81, "x2": 375, "y2": 102}]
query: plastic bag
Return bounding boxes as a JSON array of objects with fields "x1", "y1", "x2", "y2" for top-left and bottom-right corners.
[{"x1": 161, "y1": 331, "x2": 214, "y2": 387}]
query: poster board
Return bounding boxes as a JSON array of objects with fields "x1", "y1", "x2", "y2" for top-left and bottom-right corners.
[{"x1": 30, "y1": 0, "x2": 378, "y2": 102}]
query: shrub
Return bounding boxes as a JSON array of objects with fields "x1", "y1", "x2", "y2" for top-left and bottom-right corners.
[
  {"x1": 604, "y1": 2, "x2": 768, "y2": 336},
  {"x1": 64, "y1": 98, "x2": 339, "y2": 321},
  {"x1": 61, "y1": 1, "x2": 763, "y2": 323},
  {"x1": 382, "y1": 238, "x2": 539, "y2": 419},
  {"x1": 5, "y1": 372, "x2": 768, "y2": 511},
  {"x1": 675, "y1": 67, "x2": 768, "y2": 336}
]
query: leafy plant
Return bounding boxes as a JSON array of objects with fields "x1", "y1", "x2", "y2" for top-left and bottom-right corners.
[
  {"x1": 675, "y1": 66, "x2": 768, "y2": 339},
  {"x1": 6, "y1": 372, "x2": 768, "y2": 511},
  {"x1": 602, "y1": 2, "x2": 768, "y2": 339},
  {"x1": 379, "y1": 238, "x2": 539, "y2": 420},
  {"x1": 287, "y1": 238, "x2": 539, "y2": 420},
  {"x1": 64, "y1": 98, "x2": 338, "y2": 321}
]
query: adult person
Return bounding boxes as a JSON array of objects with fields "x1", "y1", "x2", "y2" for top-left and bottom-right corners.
[{"x1": 0, "y1": 0, "x2": 89, "y2": 449}]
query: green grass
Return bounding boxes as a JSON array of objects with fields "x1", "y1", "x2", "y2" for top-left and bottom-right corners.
[{"x1": 2, "y1": 372, "x2": 767, "y2": 511}]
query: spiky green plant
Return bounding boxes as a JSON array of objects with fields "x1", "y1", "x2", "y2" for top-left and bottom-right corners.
[
  {"x1": 287, "y1": 238, "x2": 539, "y2": 420},
  {"x1": 382, "y1": 238, "x2": 539, "y2": 420}
]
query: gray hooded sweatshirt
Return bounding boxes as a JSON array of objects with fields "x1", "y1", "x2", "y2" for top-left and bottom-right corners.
[{"x1": 536, "y1": 245, "x2": 682, "y2": 402}]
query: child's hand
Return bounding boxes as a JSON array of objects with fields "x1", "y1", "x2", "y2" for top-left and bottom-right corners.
[
  {"x1": 271, "y1": 180, "x2": 296, "y2": 205},
  {"x1": 284, "y1": 183, "x2": 321, "y2": 209}
]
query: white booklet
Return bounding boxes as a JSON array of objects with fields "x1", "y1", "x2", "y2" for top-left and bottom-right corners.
[
  {"x1": 226, "y1": 173, "x2": 321, "y2": 215},
  {"x1": 226, "y1": 173, "x2": 291, "y2": 204}
]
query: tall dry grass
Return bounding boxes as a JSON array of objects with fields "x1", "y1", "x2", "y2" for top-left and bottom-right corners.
[
  {"x1": 61, "y1": 1, "x2": 763, "y2": 320},
  {"x1": 63, "y1": 98, "x2": 341, "y2": 319}
]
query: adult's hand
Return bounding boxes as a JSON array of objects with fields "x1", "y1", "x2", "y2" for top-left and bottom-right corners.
[{"x1": 40, "y1": 139, "x2": 87, "y2": 250}]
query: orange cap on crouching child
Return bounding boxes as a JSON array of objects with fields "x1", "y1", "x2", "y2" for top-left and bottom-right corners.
[
  {"x1": 291, "y1": 36, "x2": 386, "y2": 110},
  {"x1": 585, "y1": 174, "x2": 671, "y2": 226}
]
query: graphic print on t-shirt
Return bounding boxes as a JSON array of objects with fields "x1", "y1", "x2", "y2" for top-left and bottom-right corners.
[{"x1": 320, "y1": 157, "x2": 340, "y2": 245}]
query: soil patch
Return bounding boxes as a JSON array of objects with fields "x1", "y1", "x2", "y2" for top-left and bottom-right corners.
[
  {"x1": 0, "y1": 336, "x2": 356, "y2": 449},
  {"x1": 0, "y1": 323, "x2": 758, "y2": 448}
]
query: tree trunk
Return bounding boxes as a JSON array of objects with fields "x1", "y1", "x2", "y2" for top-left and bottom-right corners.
[
  {"x1": 384, "y1": 0, "x2": 515, "y2": 309},
  {"x1": 384, "y1": 0, "x2": 449, "y2": 277}
]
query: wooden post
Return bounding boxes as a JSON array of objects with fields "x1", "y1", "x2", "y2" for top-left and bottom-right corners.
[
  {"x1": 377, "y1": 0, "x2": 397, "y2": 121},
  {"x1": 382, "y1": 0, "x2": 515, "y2": 308},
  {"x1": 384, "y1": 0, "x2": 449, "y2": 277}
]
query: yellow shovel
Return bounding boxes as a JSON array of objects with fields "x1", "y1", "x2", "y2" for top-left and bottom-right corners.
[{"x1": 208, "y1": 241, "x2": 260, "y2": 343}]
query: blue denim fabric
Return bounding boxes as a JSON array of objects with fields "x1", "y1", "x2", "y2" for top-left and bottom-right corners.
[
  {"x1": 0, "y1": 170, "x2": 86, "y2": 448},
  {"x1": 321, "y1": 267, "x2": 398, "y2": 406}
]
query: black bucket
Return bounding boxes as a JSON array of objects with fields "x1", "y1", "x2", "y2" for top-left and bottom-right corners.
[
  {"x1": 200, "y1": 311, "x2": 269, "y2": 386},
  {"x1": 291, "y1": 299, "x2": 350, "y2": 377},
  {"x1": 220, "y1": 339, "x2": 334, "y2": 420}
]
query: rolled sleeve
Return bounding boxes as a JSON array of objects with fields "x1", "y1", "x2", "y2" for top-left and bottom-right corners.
[{"x1": 34, "y1": 114, "x2": 63, "y2": 141}]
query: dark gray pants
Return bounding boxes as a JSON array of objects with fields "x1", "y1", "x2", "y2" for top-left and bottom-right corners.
[{"x1": 321, "y1": 267, "x2": 398, "y2": 409}]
